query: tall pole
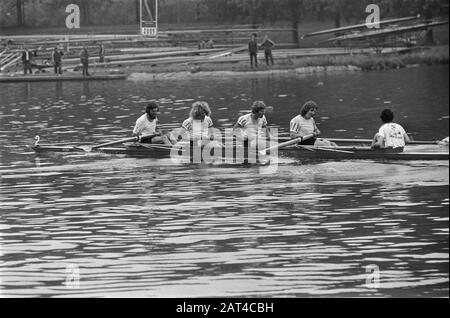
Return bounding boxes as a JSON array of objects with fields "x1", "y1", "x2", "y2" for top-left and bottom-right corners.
[
  {"x1": 139, "y1": 0, "x2": 142, "y2": 34},
  {"x1": 155, "y1": 0, "x2": 158, "y2": 38}
]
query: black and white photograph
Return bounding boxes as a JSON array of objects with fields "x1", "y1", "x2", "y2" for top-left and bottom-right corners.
[{"x1": 0, "y1": 0, "x2": 448, "y2": 304}]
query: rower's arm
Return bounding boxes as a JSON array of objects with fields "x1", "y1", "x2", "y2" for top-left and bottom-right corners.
[
  {"x1": 132, "y1": 128, "x2": 140, "y2": 137},
  {"x1": 290, "y1": 127, "x2": 316, "y2": 139},
  {"x1": 233, "y1": 122, "x2": 243, "y2": 130},
  {"x1": 208, "y1": 127, "x2": 220, "y2": 140},
  {"x1": 290, "y1": 131, "x2": 303, "y2": 139},
  {"x1": 233, "y1": 123, "x2": 247, "y2": 141},
  {"x1": 313, "y1": 121, "x2": 320, "y2": 136},
  {"x1": 371, "y1": 134, "x2": 384, "y2": 149},
  {"x1": 404, "y1": 133, "x2": 412, "y2": 144}
]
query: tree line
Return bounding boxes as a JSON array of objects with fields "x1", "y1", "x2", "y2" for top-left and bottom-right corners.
[{"x1": 1, "y1": 0, "x2": 448, "y2": 28}]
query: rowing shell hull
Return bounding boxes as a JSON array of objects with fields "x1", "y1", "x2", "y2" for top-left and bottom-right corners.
[
  {"x1": 31, "y1": 144, "x2": 449, "y2": 161},
  {"x1": 284, "y1": 146, "x2": 449, "y2": 161}
]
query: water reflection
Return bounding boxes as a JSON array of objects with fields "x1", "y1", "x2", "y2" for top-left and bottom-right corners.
[
  {"x1": 0, "y1": 157, "x2": 448, "y2": 297},
  {"x1": 55, "y1": 81, "x2": 63, "y2": 99},
  {"x1": 82, "y1": 81, "x2": 90, "y2": 100},
  {"x1": 0, "y1": 66, "x2": 448, "y2": 297}
]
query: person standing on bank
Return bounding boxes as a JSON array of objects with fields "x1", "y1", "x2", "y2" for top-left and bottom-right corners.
[
  {"x1": 371, "y1": 108, "x2": 411, "y2": 151},
  {"x1": 133, "y1": 102, "x2": 172, "y2": 145},
  {"x1": 22, "y1": 47, "x2": 33, "y2": 75},
  {"x1": 52, "y1": 47, "x2": 64, "y2": 75},
  {"x1": 98, "y1": 42, "x2": 105, "y2": 63},
  {"x1": 80, "y1": 47, "x2": 90, "y2": 76},
  {"x1": 248, "y1": 33, "x2": 258, "y2": 68},
  {"x1": 260, "y1": 35, "x2": 275, "y2": 66}
]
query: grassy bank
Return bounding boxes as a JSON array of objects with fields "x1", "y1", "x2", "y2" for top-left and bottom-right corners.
[{"x1": 125, "y1": 45, "x2": 449, "y2": 74}]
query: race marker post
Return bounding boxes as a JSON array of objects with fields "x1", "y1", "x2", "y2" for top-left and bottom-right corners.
[{"x1": 140, "y1": 0, "x2": 158, "y2": 37}]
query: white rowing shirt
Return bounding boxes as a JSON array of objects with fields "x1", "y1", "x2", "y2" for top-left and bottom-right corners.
[
  {"x1": 378, "y1": 123, "x2": 407, "y2": 148},
  {"x1": 133, "y1": 113, "x2": 157, "y2": 136},
  {"x1": 236, "y1": 113, "x2": 267, "y2": 139},
  {"x1": 290, "y1": 115, "x2": 316, "y2": 136},
  {"x1": 182, "y1": 116, "x2": 213, "y2": 139}
]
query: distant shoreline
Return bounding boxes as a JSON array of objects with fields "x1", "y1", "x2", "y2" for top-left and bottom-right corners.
[
  {"x1": 124, "y1": 45, "x2": 449, "y2": 79},
  {"x1": 128, "y1": 65, "x2": 362, "y2": 81},
  {"x1": 2, "y1": 45, "x2": 447, "y2": 81}
]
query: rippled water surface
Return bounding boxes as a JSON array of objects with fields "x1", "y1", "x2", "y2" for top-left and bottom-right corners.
[{"x1": 0, "y1": 66, "x2": 448, "y2": 297}]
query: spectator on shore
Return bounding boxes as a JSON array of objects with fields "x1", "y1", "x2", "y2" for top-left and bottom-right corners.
[
  {"x1": 260, "y1": 35, "x2": 275, "y2": 66},
  {"x1": 80, "y1": 47, "x2": 90, "y2": 76},
  {"x1": 248, "y1": 33, "x2": 258, "y2": 68},
  {"x1": 206, "y1": 39, "x2": 214, "y2": 49},
  {"x1": 198, "y1": 40, "x2": 206, "y2": 50},
  {"x1": 99, "y1": 42, "x2": 105, "y2": 63},
  {"x1": 21, "y1": 47, "x2": 33, "y2": 75},
  {"x1": 5, "y1": 40, "x2": 13, "y2": 52},
  {"x1": 52, "y1": 47, "x2": 64, "y2": 76}
]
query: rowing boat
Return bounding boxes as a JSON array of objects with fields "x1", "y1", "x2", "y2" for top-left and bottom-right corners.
[{"x1": 30, "y1": 141, "x2": 449, "y2": 161}]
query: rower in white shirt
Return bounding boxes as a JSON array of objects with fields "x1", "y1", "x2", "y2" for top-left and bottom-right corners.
[
  {"x1": 178, "y1": 101, "x2": 221, "y2": 145},
  {"x1": 290, "y1": 100, "x2": 336, "y2": 147},
  {"x1": 233, "y1": 101, "x2": 268, "y2": 140},
  {"x1": 133, "y1": 102, "x2": 172, "y2": 145},
  {"x1": 371, "y1": 108, "x2": 411, "y2": 151}
]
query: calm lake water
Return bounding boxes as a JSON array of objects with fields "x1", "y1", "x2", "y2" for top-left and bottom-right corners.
[{"x1": 0, "y1": 66, "x2": 448, "y2": 297}]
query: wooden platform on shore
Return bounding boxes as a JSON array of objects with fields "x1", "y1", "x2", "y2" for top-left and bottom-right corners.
[{"x1": 0, "y1": 73, "x2": 128, "y2": 83}]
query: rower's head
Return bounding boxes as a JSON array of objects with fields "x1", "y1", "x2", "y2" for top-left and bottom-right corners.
[
  {"x1": 200, "y1": 101, "x2": 212, "y2": 116},
  {"x1": 251, "y1": 101, "x2": 266, "y2": 119},
  {"x1": 190, "y1": 101, "x2": 210, "y2": 121},
  {"x1": 145, "y1": 102, "x2": 159, "y2": 120},
  {"x1": 300, "y1": 100, "x2": 318, "y2": 119},
  {"x1": 380, "y1": 109, "x2": 394, "y2": 123}
]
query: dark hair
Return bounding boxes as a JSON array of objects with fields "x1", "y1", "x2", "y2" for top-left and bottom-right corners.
[
  {"x1": 380, "y1": 109, "x2": 394, "y2": 123},
  {"x1": 190, "y1": 101, "x2": 210, "y2": 120},
  {"x1": 300, "y1": 100, "x2": 318, "y2": 117},
  {"x1": 145, "y1": 102, "x2": 159, "y2": 114},
  {"x1": 251, "y1": 101, "x2": 266, "y2": 114}
]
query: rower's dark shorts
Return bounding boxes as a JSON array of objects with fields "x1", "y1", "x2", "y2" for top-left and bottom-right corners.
[
  {"x1": 140, "y1": 135, "x2": 157, "y2": 143},
  {"x1": 299, "y1": 138, "x2": 316, "y2": 146},
  {"x1": 381, "y1": 147, "x2": 404, "y2": 153}
]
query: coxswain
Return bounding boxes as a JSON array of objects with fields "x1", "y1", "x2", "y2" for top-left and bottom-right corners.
[{"x1": 371, "y1": 108, "x2": 411, "y2": 151}]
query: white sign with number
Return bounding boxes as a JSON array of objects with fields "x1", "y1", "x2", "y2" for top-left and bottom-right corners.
[{"x1": 141, "y1": 27, "x2": 157, "y2": 36}]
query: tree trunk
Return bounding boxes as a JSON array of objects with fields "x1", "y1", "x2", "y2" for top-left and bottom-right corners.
[
  {"x1": 292, "y1": 21, "x2": 299, "y2": 47},
  {"x1": 318, "y1": 3, "x2": 325, "y2": 21},
  {"x1": 16, "y1": 0, "x2": 23, "y2": 26},
  {"x1": 424, "y1": 5, "x2": 434, "y2": 44},
  {"x1": 335, "y1": 12, "x2": 341, "y2": 28},
  {"x1": 135, "y1": 0, "x2": 140, "y2": 24},
  {"x1": 250, "y1": 0, "x2": 257, "y2": 26},
  {"x1": 79, "y1": 0, "x2": 90, "y2": 25}
]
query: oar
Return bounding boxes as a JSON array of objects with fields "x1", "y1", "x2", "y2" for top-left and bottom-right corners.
[
  {"x1": 298, "y1": 145, "x2": 355, "y2": 154},
  {"x1": 260, "y1": 134, "x2": 315, "y2": 154},
  {"x1": 78, "y1": 134, "x2": 156, "y2": 152}
]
